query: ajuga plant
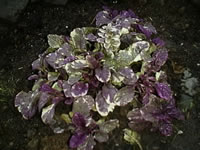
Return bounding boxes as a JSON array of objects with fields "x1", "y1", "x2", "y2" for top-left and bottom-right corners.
[{"x1": 15, "y1": 7, "x2": 184, "y2": 150}]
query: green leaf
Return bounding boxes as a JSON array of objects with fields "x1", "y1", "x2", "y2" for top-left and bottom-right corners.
[
  {"x1": 128, "y1": 41, "x2": 150, "y2": 62},
  {"x1": 47, "y1": 72, "x2": 60, "y2": 81},
  {"x1": 99, "y1": 119, "x2": 119, "y2": 133},
  {"x1": 83, "y1": 27, "x2": 98, "y2": 35},
  {"x1": 47, "y1": 34, "x2": 65, "y2": 48},
  {"x1": 52, "y1": 82, "x2": 62, "y2": 92},
  {"x1": 123, "y1": 128, "x2": 143, "y2": 150},
  {"x1": 61, "y1": 113, "x2": 72, "y2": 124}
]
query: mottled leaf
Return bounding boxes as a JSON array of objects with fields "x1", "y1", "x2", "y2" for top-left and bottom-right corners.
[
  {"x1": 111, "y1": 69, "x2": 124, "y2": 85},
  {"x1": 118, "y1": 67, "x2": 137, "y2": 85},
  {"x1": 116, "y1": 49, "x2": 134, "y2": 66},
  {"x1": 102, "y1": 84, "x2": 118, "y2": 104},
  {"x1": 45, "y1": 52, "x2": 65, "y2": 69},
  {"x1": 38, "y1": 92, "x2": 50, "y2": 112},
  {"x1": 130, "y1": 41, "x2": 150, "y2": 62},
  {"x1": 95, "y1": 66, "x2": 111, "y2": 83},
  {"x1": 71, "y1": 82, "x2": 89, "y2": 97},
  {"x1": 62, "y1": 81, "x2": 72, "y2": 97},
  {"x1": 95, "y1": 92, "x2": 115, "y2": 117},
  {"x1": 15, "y1": 91, "x2": 40, "y2": 119},
  {"x1": 41, "y1": 103, "x2": 56, "y2": 124},
  {"x1": 56, "y1": 43, "x2": 73, "y2": 56},
  {"x1": 73, "y1": 95, "x2": 95, "y2": 116},
  {"x1": 114, "y1": 86, "x2": 135, "y2": 106},
  {"x1": 70, "y1": 28, "x2": 87, "y2": 50},
  {"x1": 71, "y1": 60, "x2": 89, "y2": 69}
]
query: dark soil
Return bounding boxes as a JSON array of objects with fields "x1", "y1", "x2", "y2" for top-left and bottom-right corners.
[{"x1": 0, "y1": 0, "x2": 200, "y2": 150}]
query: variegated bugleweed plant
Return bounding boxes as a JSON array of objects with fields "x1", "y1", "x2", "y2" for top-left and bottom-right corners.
[{"x1": 15, "y1": 7, "x2": 184, "y2": 150}]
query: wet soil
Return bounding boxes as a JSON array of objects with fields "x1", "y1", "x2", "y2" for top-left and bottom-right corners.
[{"x1": 0, "y1": 0, "x2": 200, "y2": 150}]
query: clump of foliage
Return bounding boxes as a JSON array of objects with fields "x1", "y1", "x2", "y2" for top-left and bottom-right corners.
[{"x1": 15, "y1": 7, "x2": 184, "y2": 149}]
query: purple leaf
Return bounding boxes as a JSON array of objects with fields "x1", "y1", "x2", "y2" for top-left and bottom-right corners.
[
  {"x1": 155, "y1": 83, "x2": 172, "y2": 101},
  {"x1": 95, "y1": 10, "x2": 111, "y2": 26},
  {"x1": 32, "y1": 58, "x2": 41, "y2": 70},
  {"x1": 69, "y1": 131, "x2": 87, "y2": 148},
  {"x1": 64, "y1": 97, "x2": 74, "y2": 105},
  {"x1": 28, "y1": 74, "x2": 39, "y2": 80},
  {"x1": 86, "y1": 33, "x2": 97, "y2": 42},
  {"x1": 72, "y1": 112, "x2": 86, "y2": 128},
  {"x1": 63, "y1": 55, "x2": 77, "y2": 64},
  {"x1": 77, "y1": 135, "x2": 96, "y2": 150},
  {"x1": 95, "y1": 66, "x2": 111, "y2": 83},
  {"x1": 94, "y1": 52, "x2": 104, "y2": 60},
  {"x1": 120, "y1": 9, "x2": 137, "y2": 18},
  {"x1": 102, "y1": 84, "x2": 118, "y2": 104},
  {"x1": 38, "y1": 92, "x2": 50, "y2": 112},
  {"x1": 15, "y1": 91, "x2": 39, "y2": 119},
  {"x1": 114, "y1": 86, "x2": 135, "y2": 106},
  {"x1": 73, "y1": 95, "x2": 95, "y2": 116},
  {"x1": 159, "y1": 123, "x2": 173, "y2": 136},
  {"x1": 152, "y1": 50, "x2": 168, "y2": 70},
  {"x1": 71, "y1": 82, "x2": 89, "y2": 97},
  {"x1": 83, "y1": 73, "x2": 99, "y2": 88},
  {"x1": 40, "y1": 84, "x2": 55, "y2": 93},
  {"x1": 41, "y1": 103, "x2": 56, "y2": 124},
  {"x1": 95, "y1": 92, "x2": 115, "y2": 117},
  {"x1": 137, "y1": 23, "x2": 157, "y2": 38},
  {"x1": 152, "y1": 37, "x2": 165, "y2": 47}
]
